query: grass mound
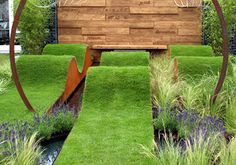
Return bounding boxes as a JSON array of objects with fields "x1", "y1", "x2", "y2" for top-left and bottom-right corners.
[
  {"x1": 55, "y1": 66, "x2": 154, "y2": 165},
  {"x1": 100, "y1": 51, "x2": 149, "y2": 66},
  {"x1": 170, "y1": 45, "x2": 214, "y2": 57},
  {"x1": 42, "y1": 44, "x2": 87, "y2": 72},
  {"x1": 176, "y1": 56, "x2": 233, "y2": 80},
  {"x1": 0, "y1": 55, "x2": 74, "y2": 122},
  {"x1": 17, "y1": 55, "x2": 72, "y2": 85}
]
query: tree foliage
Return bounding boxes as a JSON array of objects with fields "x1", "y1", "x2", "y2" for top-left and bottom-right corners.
[
  {"x1": 203, "y1": 0, "x2": 236, "y2": 55},
  {"x1": 14, "y1": 0, "x2": 51, "y2": 54}
]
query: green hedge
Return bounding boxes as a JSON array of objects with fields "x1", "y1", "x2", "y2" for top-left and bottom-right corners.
[
  {"x1": 42, "y1": 44, "x2": 88, "y2": 72},
  {"x1": 100, "y1": 51, "x2": 149, "y2": 66},
  {"x1": 55, "y1": 66, "x2": 154, "y2": 164},
  {"x1": 176, "y1": 56, "x2": 233, "y2": 79},
  {"x1": 0, "y1": 55, "x2": 74, "y2": 122},
  {"x1": 170, "y1": 45, "x2": 214, "y2": 57}
]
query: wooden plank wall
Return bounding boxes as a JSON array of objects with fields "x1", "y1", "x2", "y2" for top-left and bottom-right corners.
[{"x1": 58, "y1": 0, "x2": 202, "y2": 46}]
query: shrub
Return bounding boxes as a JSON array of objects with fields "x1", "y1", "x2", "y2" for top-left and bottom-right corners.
[
  {"x1": 14, "y1": 0, "x2": 51, "y2": 54},
  {"x1": 203, "y1": 0, "x2": 236, "y2": 55}
]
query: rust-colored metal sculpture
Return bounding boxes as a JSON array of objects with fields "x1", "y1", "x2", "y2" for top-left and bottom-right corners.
[
  {"x1": 10, "y1": 0, "x2": 93, "y2": 113},
  {"x1": 210, "y1": 0, "x2": 229, "y2": 104},
  {"x1": 173, "y1": 0, "x2": 229, "y2": 104},
  {"x1": 10, "y1": 0, "x2": 229, "y2": 112},
  {"x1": 10, "y1": 0, "x2": 35, "y2": 112}
]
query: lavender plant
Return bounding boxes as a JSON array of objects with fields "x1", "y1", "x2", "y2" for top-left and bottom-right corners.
[
  {"x1": 0, "y1": 107, "x2": 77, "y2": 151},
  {"x1": 154, "y1": 109, "x2": 226, "y2": 139},
  {"x1": 35, "y1": 106, "x2": 77, "y2": 139}
]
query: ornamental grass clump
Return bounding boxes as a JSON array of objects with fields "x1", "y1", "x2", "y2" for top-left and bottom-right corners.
[
  {"x1": 0, "y1": 132, "x2": 42, "y2": 165},
  {"x1": 0, "y1": 61, "x2": 11, "y2": 80},
  {"x1": 0, "y1": 79, "x2": 9, "y2": 95},
  {"x1": 180, "y1": 83, "x2": 201, "y2": 111},
  {"x1": 184, "y1": 133, "x2": 221, "y2": 165},
  {"x1": 225, "y1": 99, "x2": 236, "y2": 135},
  {"x1": 142, "y1": 133, "x2": 228, "y2": 165},
  {"x1": 0, "y1": 61, "x2": 11, "y2": 95},
  {"x1": 141, "y1": 134, "x2": 183, "y2": 165},
  {"x1": 150, "y1": 58, "x2": 181, "y2": 109},
  {"x1": 216, "y1": 137, "x2": 236, "y2": 165}
]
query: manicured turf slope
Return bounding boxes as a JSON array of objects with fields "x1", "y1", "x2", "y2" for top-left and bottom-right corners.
[
  {"x1": 0, "y1": 55, "x2": 73, "y2": 122},
  {"x1": 170, "y1": 45, "x2": 214, "y2": 57},
  {"x1": 101, "y1": 51, "x2": 149, "y2": 66},
  {"x1": 55, "y1": 67, "x2": 154, "y2": 165},
  {"x1": 176, "y1": 56, "x2": 233, "y2": 79},
  {"x1": 42, "y1": 44, "x2": 87, "y2": 72}
]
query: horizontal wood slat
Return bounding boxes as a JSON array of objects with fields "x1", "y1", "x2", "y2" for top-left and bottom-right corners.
[
  {"x1": 58, "y1": 0, "x2": 202, "y2": 47},
  {"x1": 91, "y1": 45, "x2": 168, "y2": 50}
]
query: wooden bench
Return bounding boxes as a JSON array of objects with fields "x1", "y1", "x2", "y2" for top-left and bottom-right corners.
[
  {"x1": 90, "y1": 45, "x2": 168, "y2": 62},
  {"x1": 91, "y1": 45, "x2": 168, "y2": 50}
]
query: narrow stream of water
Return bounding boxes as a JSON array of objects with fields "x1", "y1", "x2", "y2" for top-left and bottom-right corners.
[{"x1": 39, "y1": 139, "x2": 65, "y2": 165}]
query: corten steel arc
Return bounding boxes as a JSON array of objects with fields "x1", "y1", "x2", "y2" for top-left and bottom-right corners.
[
  {"x1": 10, "y1": 0, "x2": 229, "y2": 112},
  {"x1": 10, "y1": 0, "x2": 35, "y2": 112},
  {"x1": 210, "y1": 0, "x2": 229, "y2": 104},
  {"x1": 10, "y1": 0, "x2": 93, "y2": 113}
]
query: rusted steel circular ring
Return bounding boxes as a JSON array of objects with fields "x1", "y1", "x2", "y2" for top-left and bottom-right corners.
[
  {"x1": 10, "y1": 0, "x2": 35, "y2": 112},
  {"x1": 10, "y1": 0, "x2": 228, "y2": 113},
  {"x1": 210, "y1": 0, "x2": 229, "y2": 104}
]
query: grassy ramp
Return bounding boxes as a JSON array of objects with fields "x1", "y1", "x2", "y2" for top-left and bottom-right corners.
[
  {"x1": 55, "y1": 66, "x2": 154, "y2": 164},
  {"x1": 170, "y1": 45, "x2": 214, "y2": 57},
  {"x1": 0, "y1": 55, "x2": 73, "y2": 122},
  {"x1": 101, "y1": 51, "x2": 149, "y2": 66},
  {"x1": 42, "y1": 44, "x2": 87, "y2": 72},
  {"x1": 176, "y1": 56, "x2": 233, "y2": 80}
]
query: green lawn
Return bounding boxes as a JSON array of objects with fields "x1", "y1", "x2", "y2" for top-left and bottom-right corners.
[
  {"x1": 170, "y1": 45, "x2": 214, "y2": 57},
  {"x1": 176, "y1": 56, "x2": 233, "y2": 80},
  {"x1": 0, "y1": 54, "x2": 9, "y2": 63},
  {"x1": 55, "y1": 66, "x2": 154, "y2": 165},
  {"x1": 0, "y1": 55, "x2": 73, "y2": 122},
  {"x1": 101, "y1": 51, "x2": 149, "y2": 66},
  {"x1": 42, "y1": 44, "x2": 87, "y2": 72}
]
